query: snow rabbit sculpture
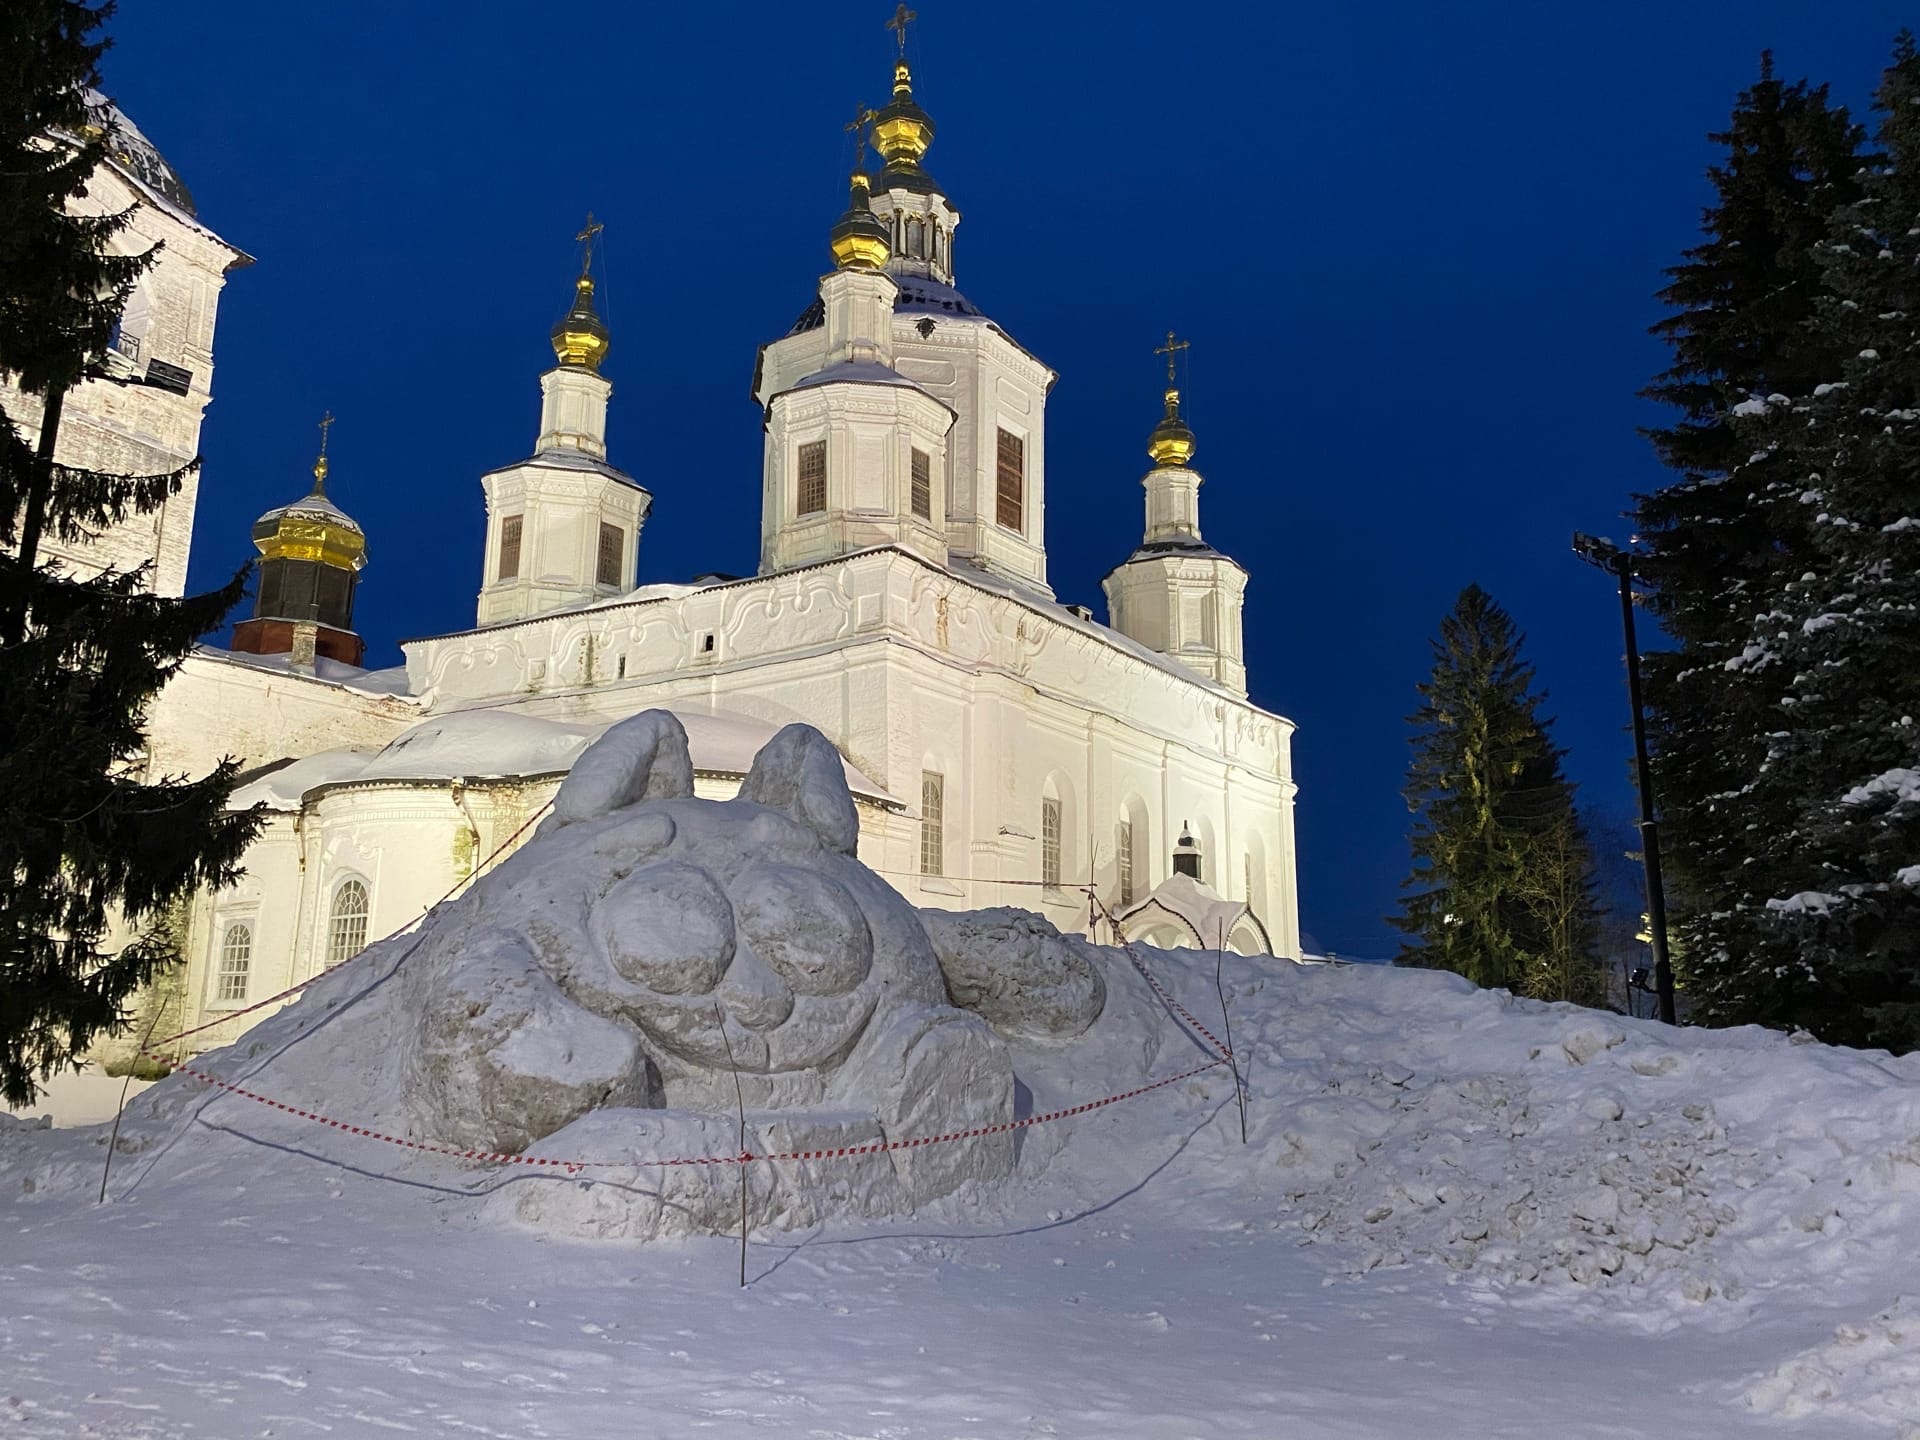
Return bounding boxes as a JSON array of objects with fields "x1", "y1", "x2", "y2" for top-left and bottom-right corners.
[{"x1": 408, "y1": 711, "x2": 1017, "y2": 1238}]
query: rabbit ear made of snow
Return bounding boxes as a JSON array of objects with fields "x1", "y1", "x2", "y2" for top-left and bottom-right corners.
[
  {"x1": 548, "y1": 710, "x2": 695, "y2": 828},
  {"x1": 737, "y1": 723, "x2": 860, "y2": 855}
]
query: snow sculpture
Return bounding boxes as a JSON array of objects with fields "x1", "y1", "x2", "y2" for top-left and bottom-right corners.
[{"x1": 407, "y1": 711, "x2": 1017, "y2": 1238}]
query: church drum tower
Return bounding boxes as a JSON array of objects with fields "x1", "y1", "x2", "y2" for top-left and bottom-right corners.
[{"x1": 230, "y1": 416, "x2": 367, "y2": 667}]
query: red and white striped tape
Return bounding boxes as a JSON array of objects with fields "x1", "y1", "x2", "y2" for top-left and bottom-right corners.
[{"x1": 161, "y1": 1051, "x2": 1228, "y2": 1175}]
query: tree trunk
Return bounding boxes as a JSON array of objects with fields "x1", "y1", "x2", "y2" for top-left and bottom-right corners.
[{"x1": 4, "y1": 383, "x2": 67, "y2": 645}]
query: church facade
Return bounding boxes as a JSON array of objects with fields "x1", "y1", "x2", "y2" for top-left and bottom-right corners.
[{"x1": 136, "y1": 22, "x2": 1302, "y2": 1051}]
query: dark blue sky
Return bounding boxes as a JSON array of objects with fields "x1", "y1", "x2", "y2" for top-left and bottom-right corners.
[{"x1": 105, "y1": 1, "x2": 1912, "y2": 958}]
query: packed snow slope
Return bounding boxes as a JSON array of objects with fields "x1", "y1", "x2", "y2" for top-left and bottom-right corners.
[
  {"x1": 5, "y1": 727, "x2": 1920, "y2": 1434},
  {"x1": 7, "y1": 960, "x2": 1920, "y2": 1435}
]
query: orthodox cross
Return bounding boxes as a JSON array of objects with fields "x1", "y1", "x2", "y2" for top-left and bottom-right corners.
[
  {"x1": 575, "y1": 211, "x2": 604, "y2": 278},
  {"x1": 845, "y1": 102, "x2": 875, "y2": 158},
  {"x1": 1155, "y1": 330, "x2": 1190, "y2": 384},
  {"x1": 313, "y1": 410, "x2": 334, "y2": 488},
  {"x1": 887, "y1": 4, "x2": 916, "y2": 55}
]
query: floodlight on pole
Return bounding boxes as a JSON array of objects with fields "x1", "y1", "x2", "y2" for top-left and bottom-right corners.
[{"x1": 1572, "y1": 532, "x2": 1676, "y2": 1026}]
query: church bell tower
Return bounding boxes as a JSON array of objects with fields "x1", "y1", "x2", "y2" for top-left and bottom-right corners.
[
  {"x1": 475, "y1": 219, "x2": 651, "y2": 628},
  {"x1": 1102, "y1": 335, "x2": 1249, "y2": 695}
]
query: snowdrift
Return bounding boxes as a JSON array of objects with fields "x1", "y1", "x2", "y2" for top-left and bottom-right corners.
[{"x1": 6, "y1": 711, "x2": 1920, "y2": 1430}]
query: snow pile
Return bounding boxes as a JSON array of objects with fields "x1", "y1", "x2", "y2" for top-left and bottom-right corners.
[{"x1": 1743, "y1": 1296, "x2": 1920, "y2": 1433}]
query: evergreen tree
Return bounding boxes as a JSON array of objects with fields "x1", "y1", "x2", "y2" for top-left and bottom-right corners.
[
  {"x1": 1633, "y1": 55, "x2": 1868, "y2": 1004},
  {"x1": 0, "y1": 0, "x2": 258, "y2": 1105},
  {"x1": 1393, "y1": 586, "x2": 1601, "y2": 1001},
  {"x1": 1702, "y1": 36, "x2": 1920, "y2": 1048}
]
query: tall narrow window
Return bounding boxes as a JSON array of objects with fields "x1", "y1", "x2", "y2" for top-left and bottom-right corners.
[
  {"x1": 797, "y1": 439, "x2": 827, "y2": 516},
  {"x1": 216, "y1": 923, "x2": 252, "y2": 1003},
  {"x1": 920, "y1": 771, "x2": 944, "y2": 876},
  {"x1": 328, "y1": 879, "x2": 370, "y2": 965},
  {"x1": 1042, "y1": 797, "x2": 1063, "y2": 888},
  {"x1": 1117, "y1": 820, "x2": 1135, "y2": 907},
  {"x1": 907, "y1": 216, "x2": 926, "y2": 258},
  {"x1": 910, "y1": 447, "x2": 932, "y2": 520},
  {"x1": 497, "y1": 515, "x2": 523, "y2": 581},
  {"x1": 995, "y1": 428, "x2": 1024, "y2": 532},
  {"x1": 597, "y1": 522, "x2": 623, "y2": 587}
]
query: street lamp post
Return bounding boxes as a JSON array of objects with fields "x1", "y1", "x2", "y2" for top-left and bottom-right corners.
[{"x1": 1572, "y1": 533, "x2": 1676, "y2": 1025}]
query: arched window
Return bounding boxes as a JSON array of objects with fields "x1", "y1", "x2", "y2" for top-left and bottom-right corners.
[
  {"x1": 328, "y1": 879, "x2": 370, "y2": 964},
  {"x1": 907, "y1": 216, "x2": 926, "y2": 259},
  {"x1": 215, "y1": 923, "x2": 252, "y2": 1003},
  {"x1": 1042, "y1": 796, "x2": 1063, "y2": 889},
  {"x1": 933, "y1": 226, "x2": 946, "y2": 270}
]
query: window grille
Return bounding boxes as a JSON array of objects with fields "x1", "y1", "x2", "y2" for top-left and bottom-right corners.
[
  {"x1": 996, "y1": 428, "x2": 1024, "y2": 532},
  {"x1": 798, "y1": 440, "x2": 827, "y2": 516},
  {"x1": 920, "y1": 772, "x2": 944, "y2": 876},
  {"x1": 911, "y1": 448, "x2": 932, "y2": 520},
  {"x1": 1042, "y1": 797, "x2": 1063, "y2": 888},
  {"x1": 498, "y1": 515, "x2": 523, "y2": 580},
  {"x1": 216, "y1": 923, "x2": 252, "y2": 1003},
  {"x1": 328, "y1": 879, "x2": 370, "y2": 965},
  {"x1": 1117, "y1": 820, "x2": 1135, "y2": 906},
  {"x1": 597, "y1": 522, "x2": 623, "y2": 587}
]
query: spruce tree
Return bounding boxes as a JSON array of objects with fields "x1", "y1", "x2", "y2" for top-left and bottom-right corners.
[
  {"x1": 1393, "y1": 586, "x2": 1601, "y2": 1001},
  {"x1": 1633, "y1": 56, "x2": 1868, "y2": 1006},
  {"x1": 0, "y1": 0, "x2": 258, "y2": 1105},
  {"x1": 1704, "y1": 36, "x2": 1920, "y2": 1048}
]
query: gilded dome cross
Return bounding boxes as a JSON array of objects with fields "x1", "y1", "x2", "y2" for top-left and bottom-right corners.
[
  {"x1": 313, "y1": 410, "x2": 334, "y2": 489},
  {"x1": 1155, "y1": 330, "x2": 1190, "y2": 384},
  {"x1": 886, "y1": 4, "x2": 916, "y2": 55},
  {"x1": 575, "y1": 212, "x2": 604, "y2": 279}
]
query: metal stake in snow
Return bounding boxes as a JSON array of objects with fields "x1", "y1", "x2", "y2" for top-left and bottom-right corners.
[
  {"x1": 1214, "y1": 921, "x2": 1247, "y2": 1145},
  {"x1": 713, "y1": 1002, "x2": 749, "y2": 1289}
]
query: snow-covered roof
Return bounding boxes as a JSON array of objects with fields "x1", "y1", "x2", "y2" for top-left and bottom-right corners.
[
  {"x1": 193, "y1": 645, "x2": 418, "y2": 700},
  {"x1": 229, "y1": 707, "x2": 898, "y2": 812},
  {"x1": 774, "y1": 361, "x2": 953, "y2": 422},
  {"x1": 1116, "y1": 872, "x2": 1275, "y2": 955},
  {"x1": 481, "y1": 446, "x2": 647, "y2": 493},
  {"x1": 255, "y1": 487, "x2": 362, "y2": 532},
  {"x1": 68, "y1": 93, "x2": 244, "y2": 259}
]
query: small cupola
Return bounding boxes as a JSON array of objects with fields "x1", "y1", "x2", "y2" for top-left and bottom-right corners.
[
  {"x1": 829, "y1": 167, "x2": 892, "y2": 272},
  {"x1": 1147, "y1": 387, "x2": 1197, "y2": 469},
  {"x1": 1172, "y1": 824, "x2": 1203, "y2": 879},
  {"x1": 551, "y1": 216, "x2": 610, "y2": 373},
  {"x1": 872, "y1": 6, "x2": 938, "y2": 193},
  {"x1": 232, "y1": 413, "x2": 368, "y2": 667},
  {"x1": 1147, "y1": 330, "x2": 1196, "y2": 468}
]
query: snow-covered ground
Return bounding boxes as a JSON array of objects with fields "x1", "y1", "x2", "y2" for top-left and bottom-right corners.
[{"x1": 6, "y1": 948, "x2": 1920, "y2": 1437}]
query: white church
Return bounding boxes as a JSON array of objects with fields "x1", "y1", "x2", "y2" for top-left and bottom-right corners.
[{"x1": 7, "y1": 15, "x2": 1303, "y2": 1054}]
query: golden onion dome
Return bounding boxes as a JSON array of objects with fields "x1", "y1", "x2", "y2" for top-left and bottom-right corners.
[
  {"x1": 550, "y1": 274, "x2": 610, "y2": 371},
  {"x1": 829, "y1": 169, "x2": 892, "y2": 271},
  {"x1": 252, "y1": 451, "x2": 367, "y2": 571},
  {"x1": 1147, "y1": 386, "x2": 1197, "y2": 468},
  {"x1": 870, "y1": 59, "x2": 937, "y2": 190}
]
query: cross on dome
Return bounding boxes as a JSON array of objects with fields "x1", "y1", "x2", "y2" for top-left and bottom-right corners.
[
  {"x1": 1155, "y1": 330, "x2": 1190, "y2": 385},
  {"x1": 887, "y1": 4, "x2": 916, "y2": 54},
  {"x1": 314, "y1": 410, "x2": 334, "y2": 489},
  {"x1": 575, "y1": 212, "x2": 603, "y2": 279}
]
